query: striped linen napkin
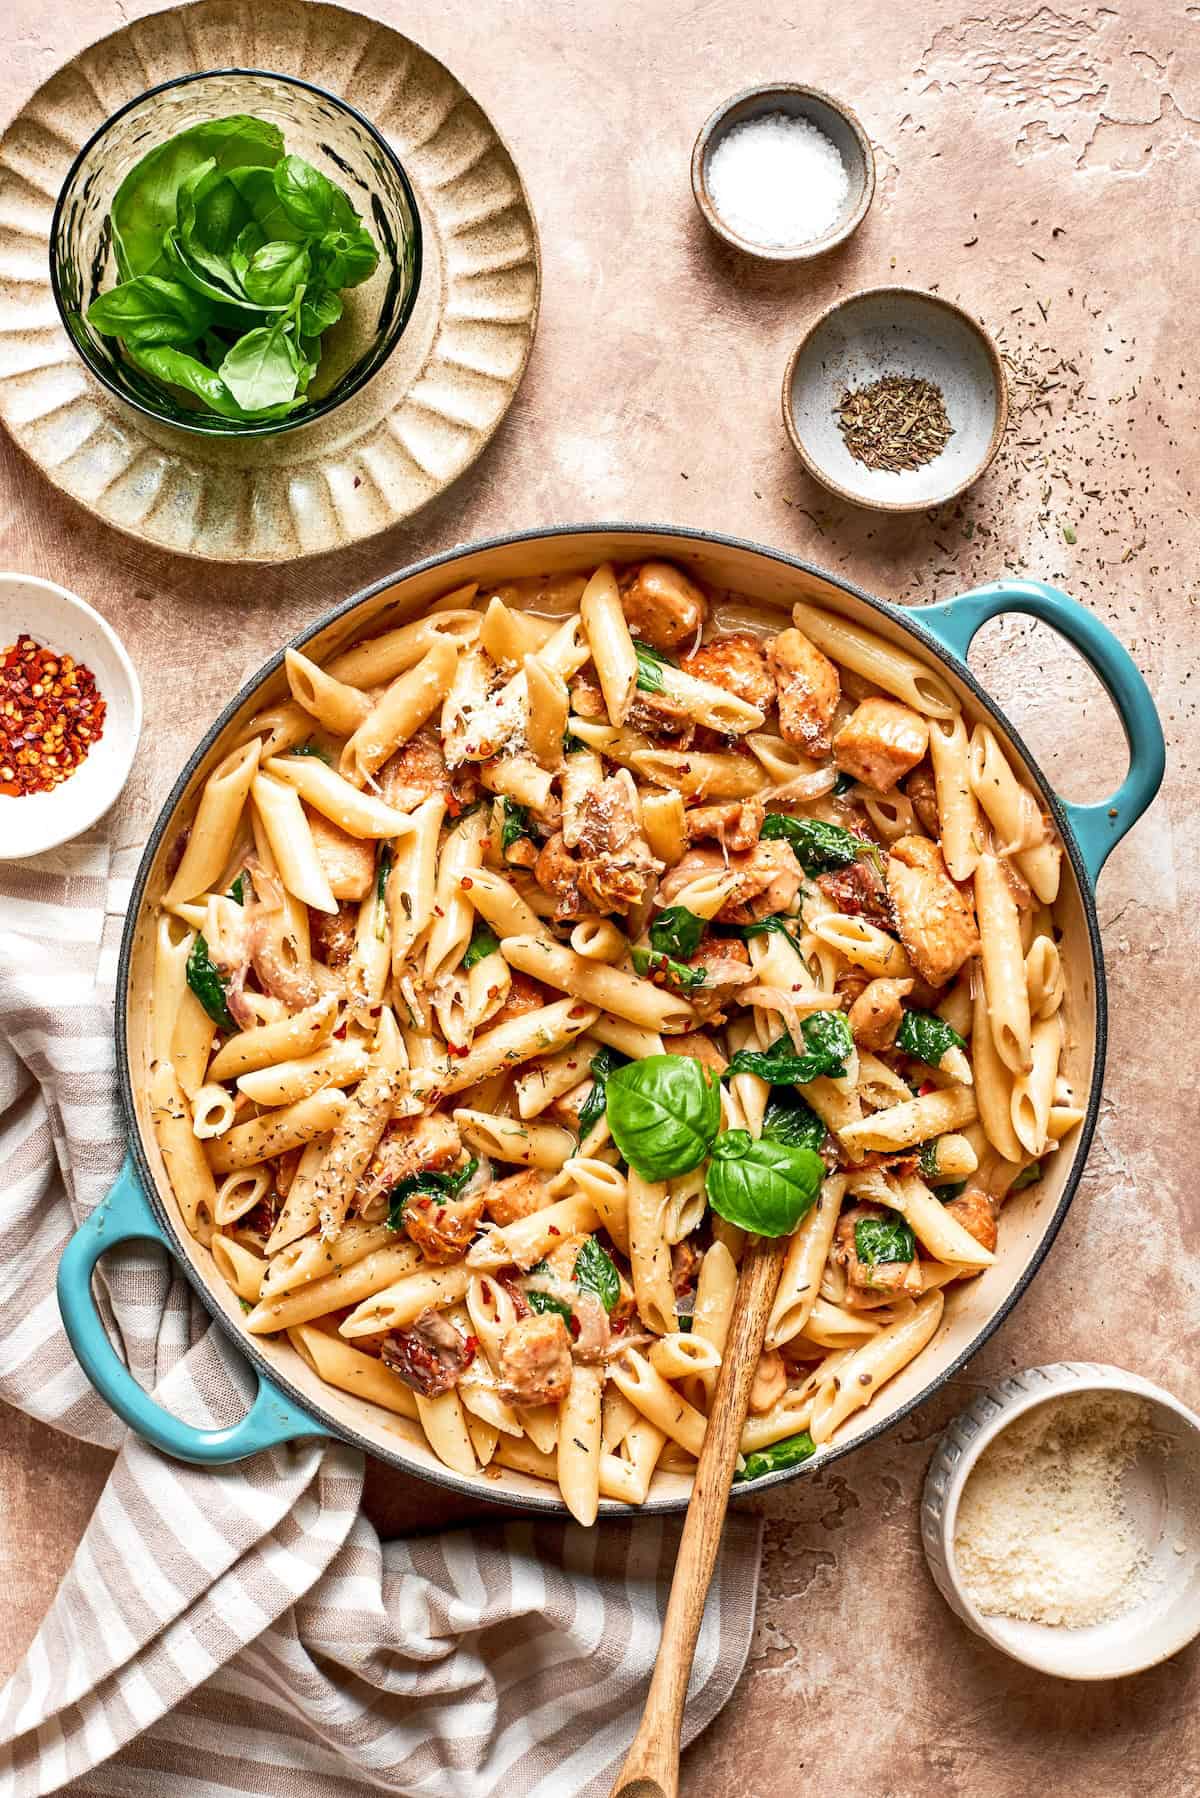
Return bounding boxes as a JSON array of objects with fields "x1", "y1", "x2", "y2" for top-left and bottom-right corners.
[{"x1": 0, "y1": 832, "x2": 761, "y2": 1798}]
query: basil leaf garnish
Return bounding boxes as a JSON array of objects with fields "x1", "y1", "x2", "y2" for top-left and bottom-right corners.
[
  {"x1": 573, "y1": 1236, "x2": 620, "y2": 1313},
  {"x1": 705, "y1": 1131, "x2": 823, "y2": 1236},
  {"x1": 605, "y1": 1054, "x2": 721, "y2": 1180}
]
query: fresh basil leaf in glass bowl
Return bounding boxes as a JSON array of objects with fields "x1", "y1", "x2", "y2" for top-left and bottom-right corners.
[{"x1": 50, "y1": 69, "x2": 420, "y2": 437}]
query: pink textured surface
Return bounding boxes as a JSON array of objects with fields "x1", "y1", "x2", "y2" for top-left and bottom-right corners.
[{"x1": 1, "y1": 1, "x2": 1197, "y2": 1792}]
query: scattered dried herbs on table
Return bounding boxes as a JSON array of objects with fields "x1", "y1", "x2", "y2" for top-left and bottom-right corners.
[{"x1": 834, "y1": 374, "x2": 954, "y2": 473}]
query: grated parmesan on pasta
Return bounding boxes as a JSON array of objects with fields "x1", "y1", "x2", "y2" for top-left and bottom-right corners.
[{"x1": 954, "y1": 1391, "x2": 1156, "y2": 1628}]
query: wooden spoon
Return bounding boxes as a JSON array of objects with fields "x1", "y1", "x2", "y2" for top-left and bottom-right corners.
[{"x1": 610, "y1": 1233, "x2": 788, "y2": 1798}]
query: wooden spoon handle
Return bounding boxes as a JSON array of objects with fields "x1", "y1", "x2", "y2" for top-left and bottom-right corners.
[{"x1": 609, "y1": 1233, "x2": 788, "y2": 1798}]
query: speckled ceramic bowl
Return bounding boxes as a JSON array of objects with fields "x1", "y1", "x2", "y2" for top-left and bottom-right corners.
[
  {"x1": 691, "y1": 83, "x2": 875, "y2": 262},
  {"x1": 783, "y1": 287, "x2": 1008, "y2": 511},
  {"x1": 923, "y1": 1362, "x2": 1200, "y2": 1679},
  {"x1": 0, "y1": 573, "x2": 141, "y2": 858}
]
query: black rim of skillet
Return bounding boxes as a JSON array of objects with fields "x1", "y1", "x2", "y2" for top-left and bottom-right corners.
[
  {"x1": 48, "y1": 66, "x2": 424, "y2": 439},
  {"x1": 115, "y1": 522, "x2": 1107, "y2": 1513}
]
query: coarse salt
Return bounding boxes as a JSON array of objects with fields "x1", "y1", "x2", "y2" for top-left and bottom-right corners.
[
  {"x1": 706, "y1": 111, "x2": 850, "y2": 248},
  {"x1": 953, "y1": 1391, "x2": 1159, "y2": 1629}
]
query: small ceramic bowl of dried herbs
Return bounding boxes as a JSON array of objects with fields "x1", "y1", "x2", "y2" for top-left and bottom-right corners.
[
  {"x1": 51, "y1": 70, "x2": 420, "y2": 437},
  {"x1": 781, "y1": 288, "x2": 1007, "y2": 512}
]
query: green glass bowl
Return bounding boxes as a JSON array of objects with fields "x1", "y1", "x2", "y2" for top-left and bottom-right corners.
[{"x1": 49, "y1": 68, "x2": 421, "y2": 438}]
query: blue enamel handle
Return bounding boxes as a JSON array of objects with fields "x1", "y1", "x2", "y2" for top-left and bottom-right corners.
[
  {"x1": 58, "y1": 1155, "x2": 322, "y2": 1464},
  {"x1": 916, "y1": 579, "x2": 1165, "y2": 886}
]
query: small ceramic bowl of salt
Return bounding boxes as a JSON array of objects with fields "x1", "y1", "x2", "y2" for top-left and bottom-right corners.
[
  {"x1": 691, "y1": 83, "x2": 875, "y2": 261},
  {"x1": 923, "y1": 1363, "x2": 1200, "y2": 1679}
]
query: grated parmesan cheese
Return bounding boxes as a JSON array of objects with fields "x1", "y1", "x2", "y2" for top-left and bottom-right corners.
[{"x1": 953, "y1": 1391, "x2": 1156, "y2": 1628}]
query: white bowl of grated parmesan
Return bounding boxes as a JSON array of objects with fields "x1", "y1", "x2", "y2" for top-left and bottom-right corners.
[{"x1": 923, "y1": 1363, "x2": 1200, "y2": 1678}]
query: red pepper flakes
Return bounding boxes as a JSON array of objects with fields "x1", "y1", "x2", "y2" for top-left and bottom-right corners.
[{"x1": 0, "y1": 634, "x2": 106, "y2": 797}]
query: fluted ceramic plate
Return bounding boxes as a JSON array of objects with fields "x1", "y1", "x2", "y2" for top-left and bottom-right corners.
[{"x1": 0, "y1": 0, "x2": 540, "y2": 562}]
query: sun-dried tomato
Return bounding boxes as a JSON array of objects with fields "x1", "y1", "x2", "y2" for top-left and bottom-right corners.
[{"x1": 0, "y1": 634, "x2": 106, "y2": 797}]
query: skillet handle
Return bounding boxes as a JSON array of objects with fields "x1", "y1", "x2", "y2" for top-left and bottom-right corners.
[
  {"x1": 58, "y1": 1154, "x2": 323, "y2": 1464},
  {"x1": 917, "y1": 579, "x2": 1165, "y2": 887}
]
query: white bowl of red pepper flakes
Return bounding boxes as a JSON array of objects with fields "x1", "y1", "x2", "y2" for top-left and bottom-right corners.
[{"x1": 0, "y1": 574, "x2": 141, "y2": 859}]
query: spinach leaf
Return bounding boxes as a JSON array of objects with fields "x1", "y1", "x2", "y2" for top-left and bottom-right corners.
[
  {"x1": 854, "y1": 1213, "x2": 917, "y2": 1267},
  {"x1": 725, "y1": 1011, "x2": 853, "y2": 1086},
  {"x1": 373, "y1": 847, "x2": 392, "y2": 941},
  {"x1": 761, "y1": 1090, "x2": 826, "y2": 1154},
  {"x1": 228, "y1": 873, "x2": 246, "y2": 906},
  {"x1": 386, "y1": 1157, "x2": 478, "y2": 1229},
  {"x1": 525, "y1": 1288, "x2": 574, "y2": 1326},
  {"x1": 316, "y1": 225, "x2": 379, "y2": 289},
  {"x1": 632, "y1": 641, "x2": 675, "y2": 694},
  {"x1": 242, "y1": 239, "x2": 310, "y2": 306},
  {"x1": 705, "y1": 1131, "x2": 823, "y2": 1236},
  {"x1": 573, "y1": 1236, "x2": 620, "y2": 1313},
  {"x1": 605, "y1": 1054, "x2": 721, "y2": 1180},
  {"x1": 500, "y1": 797, "x2": 531, "y2": 856},
  {"x1": 629, "y1": 946, "x2": 707, "y2": 992},
  {"x1": 300, "y1": 288, "x2": 343, "y2": 336},
  {"x1": 735, "y1": 1430, "x2": 816, "y2": 1483},
  {"x1": 833, "y1": 771, "x2": 856, "y2": 795},
  {"x1": 563, "y1": 731, "x2": 588, "y2": 755},
  {"x1": 935, "y1": 1180, "x2": 967, "y2": 1202},
  {"x1": 218, "y1": 311, "x2": 301, "y2": 412},
  {"x1": 760, "y1": 813, "x2": 882, "y2": 877},
  {"x1": 186, "y1": 932, "x2": 235, "y2": 1031},
  {"x1": 86, "y1": 274, "x2": 214, "y2": 346},
  {"x1": 648, "y1": 906, "x2": 705, "y2": 959},
  {"x1": 292, "y1": 740, "x2": 333, "y2": 762},
  {"x1": 111, "y1": 115, "x2": 283, "y2": 277},
  {"x1": 462, "y1": 921, "x2": 501, "y2": 970},
  {"x1": 577, "y1": 1045, "x2": 627, "y2": 1137},
  {"x1": 732, "y1": 912, "x2": 805, "y2": 950},
  {"x1": 1011, "y1": 1160, "x2": 1044, "y2": 1192},
  {"x1": 896, "y1": 1008, "x2": 966, "y2": 1067}
]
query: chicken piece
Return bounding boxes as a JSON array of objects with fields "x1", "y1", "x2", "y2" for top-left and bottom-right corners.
[
  {"x1": 486, "y1": 1169, "x2": 553, "y2": 1227},
  {"x1": 816, "y1": 858, "x2": 895, "y2": 935},
  {"x1": 570, "y1": 1291, "x2": 611, "y2": 1363},
  {"x1": 685, "y1": 798, "x2": 765, "y2": 853},
  {"x1": 380, "y1": 728, "x2": 450, "y2": 810},
  {"x1": 568, "y1": 668, "x2": 607, "y2": 720},
  {"x1": 671, "y1": 1237, "x2": 701, "y2": 1299},
  {"x1": 497, "y1": 1312, "x2": 573, "y2": 1407},
  {"x1": 567, "y1": 770, "x2": 662, "y2": 916},
  {"x1": 667, "y1": 1031, "x2": 729, "y2": 1076},
  {"x1": 834, "y1": 1204, "x2": 924, "y2": 1298},
  {"x1": 887, "y1": 835, "x2": 980, "y2": 987},
  {"x1": 357, "y1": 1114, "x2": 464, "y2": 1210},
  {"x1": 309, "y1": 900, "x2": 358, "y2": 970},
  {"x1": 308, "y1": 810, "x2": 375, "y2": 901},
  {"x1": 488, "y1": 970, "x2": 555, "y2": 1031},
  {"x1": 658, "y1": 841, "x2": 804, "y2": 924},
  {"x1": 847, "y1": 977, "x2": 915, "y2": 1051},
  {"x1": 680, "y1": 631, "x2": 775, "y2": 711},
  {"x1": 620, "y1": 561, "x2": 708, "y2": 650},
  {"x1": 683, "y1": 935, "x2": 754, "y2": 1025},
  {"x1": 404, "y1": 1190, "x2": 486, "y2": 1263},
  {"x1": 905, "y1": 765, "x2": 940, "y2": 837},
  {"x1": 380, "y1": 1309, "x2": 476, "y2": 1397},
  {"x1": 834, "y1": 698, "x2": 930, "y2": 794},
  {"x1": 534, "y1": 831, "x2": 585, "y2": 921},
  {"x1": 943, "y1": 1186, "x2": 998, "y2": 1254},
  {"x1": 769, "y1": 627, "x2": 842, "y2": 754},
  {"x1": 626, "y1": 690, "x2": 694, "y2": 743},
  {"x1": 749, "y1": 1350, "x2": 788, "y2": 1415}
]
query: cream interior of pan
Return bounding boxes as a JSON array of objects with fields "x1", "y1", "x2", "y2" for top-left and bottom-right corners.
[{"x1": 123, "y1": 530, "x2": 1098, "y2": 1510}]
